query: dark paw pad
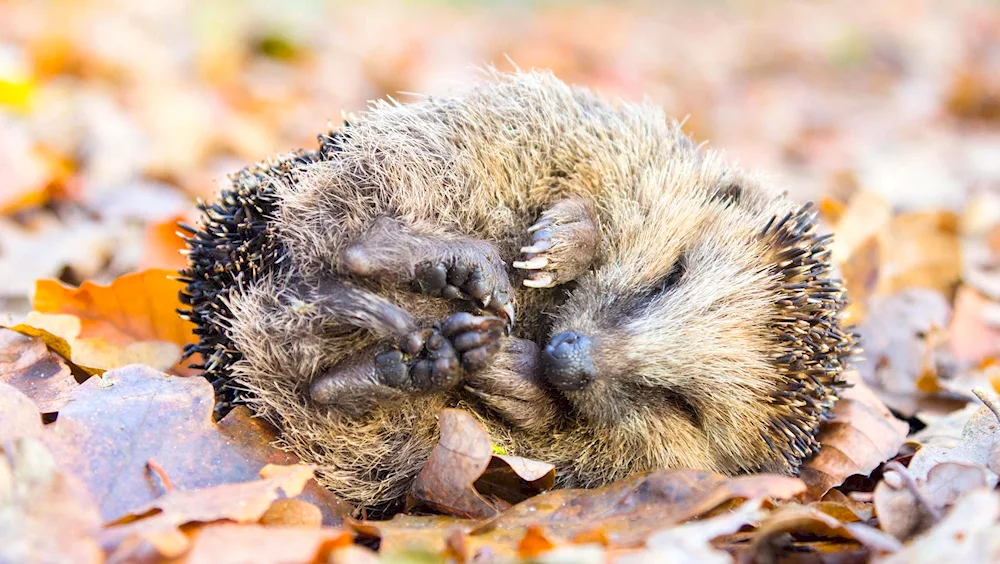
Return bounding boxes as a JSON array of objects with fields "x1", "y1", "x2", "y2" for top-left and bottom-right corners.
[
  {"x1": 414, "y1": 260, "x2": 514, "y2": 325},
  {"x1": 375, "y1": 312, "x2": 505, "y2": 392}
]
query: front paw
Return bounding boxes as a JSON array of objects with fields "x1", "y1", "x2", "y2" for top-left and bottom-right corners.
[
  {"x1": 413, "y1": 255, "x2": 515, "y2": 326},
  {"x1": 514, "y1": 199, "x2": 598, "y2": 289},
  {"x1": 375, "y1": 312, "x2": 506, "y2": 392}
]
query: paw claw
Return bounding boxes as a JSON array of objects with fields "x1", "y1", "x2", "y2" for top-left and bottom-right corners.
[
  {"x1": 527, "y1": 219, "x2": 552, "y2": 233},
  {"x1": 523, "y1": 274, "x2": 554, "y2": 288},
  {"x1": 513, "y1": 257, "x2": 549, "y2": 270}
]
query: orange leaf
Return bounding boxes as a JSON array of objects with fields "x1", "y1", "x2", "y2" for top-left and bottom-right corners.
[
  {"x1": 30, "y1": 269, "x2": 198, "y2": 374},
  {"x1": 140, "y1": 215, "x2": 191, "y2": 271}
]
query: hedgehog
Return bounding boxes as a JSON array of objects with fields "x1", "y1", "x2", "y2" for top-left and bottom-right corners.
[{"x1": 179, "y1": 70, "x2": 857, "y2": 515}]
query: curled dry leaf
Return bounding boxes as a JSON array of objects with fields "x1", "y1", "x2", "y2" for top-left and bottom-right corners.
[
  {"x1": 474, "y1": 468, "x2": 805, "y2": 548},
  {"x1": 615, "y1": 498, "x2": 767, "y2": 564},
  {"x1": 876, "y1": 488, "x2": 1000, "y2": 564},
  {"x1": 29, "y1": 269, "x2": 198, "y2": 374},
  {"x1": 0, "y1": 327, "x2": 80, "y2": 412},
  {"x1": 409, "y1": 408, "x2": 554, "y2": 518},
  {"x1": 906, "y1": 394, "x2": 1000, "y2": 480},
  {"x1": 0, "y1": 438, "x2": 103, "y2": 564},
  {"x1": 100, "y1": 464, "x2": 319, "y2": 558},
  {"x1": 750, "y1": 503, "x2": 902, "y2": 562},
  {"x1": 800, "y1": 371, "x2": 909, "y2": 499}
]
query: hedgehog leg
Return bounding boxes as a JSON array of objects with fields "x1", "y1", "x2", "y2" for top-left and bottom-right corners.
[
  {"x1": 310, "y1": 312, "x2": 506, "y2": 415},
  {"x1": 341, "y1": 216, "x2": 515, "y2": 324},
  {"x1": 462, "y1": 337, "x2": 560, "y2": 434},
  {"x1": 514, "y1": 198, "x2": 599, "y2": 289}
]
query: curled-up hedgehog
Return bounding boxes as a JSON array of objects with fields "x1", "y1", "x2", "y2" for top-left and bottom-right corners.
[{"x1": 179, "y1": 70, "x2": 857, "y2": 514}]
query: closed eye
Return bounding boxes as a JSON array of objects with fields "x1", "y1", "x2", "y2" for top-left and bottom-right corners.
[
  {"x1": 659, "y1": 254, "x2": 686, "y2": 291},
  {"x1": 627, "y1": 253, "x2": 687, "y2": 315}
]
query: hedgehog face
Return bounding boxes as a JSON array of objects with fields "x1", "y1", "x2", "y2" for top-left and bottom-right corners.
[
  {"x1": 541, "y1": 187, "x2": 852, "y2": 466},
  {"x1": 545, "y1": 204, "x2": 779, "y2": 432}
]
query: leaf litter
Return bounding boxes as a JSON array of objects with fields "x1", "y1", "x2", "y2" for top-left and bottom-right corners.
[{"x1": 2, "y1": 0, "x2": 1000, "y2": 561}]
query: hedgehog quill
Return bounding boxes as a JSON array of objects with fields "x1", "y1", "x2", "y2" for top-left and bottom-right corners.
[{"x1": 179, "y1": 70, "x2": 857, "y2": 514}]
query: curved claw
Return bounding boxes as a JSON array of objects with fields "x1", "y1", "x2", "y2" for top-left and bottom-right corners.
[
  {"x1": 523, "y1": 274, "x2": 554, "y2": 288},
  {"x1": 513, "y1": 257, "x2": 549, "y2": 270},
  {"x1": 527, "y1": 219, "x2": 552, "y2": 233}
]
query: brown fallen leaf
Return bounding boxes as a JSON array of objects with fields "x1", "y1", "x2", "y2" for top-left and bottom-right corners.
[
  {"x1": 800, "y1": 371, "x2": 909, "y2": 499},
  {"x1": 750, "y1": 503, "x2": 902, "y2": 562},
  {"x1": 178, "y1": 523, "x2": 353, "y2": 564},
  {"x1": 409, "y1": 408, "x2": 554, "y2": 518},
  {"x1": 876, "y1": 488, "x2": 1000, "y2": 564},
  {"x1": 0, "y1": 381, "x2": 44, "y2": 442},
  {"x1": 0, "y1": 327, "x2": 81, "y2": 412},
  {"x1": 875, "y1": 210, "x2": 962, "y2": 298},
  {"x1": 948, "y1": 285, "x2": 1000, "y2": 365},
  {"x1": 259, "y1": 498, "x2": 323, "y2": 528},
  {"x1": 474, "y1": 468, "x2": 805, "y2": 548},
  {"x1": 854, "y1": 289, "x2": 955, "y2": 416},
  {"x1": 1, "y1": 364, "x2": 350, "y2": 524},
  {"x1": 29, "y1": 269, "x2": 199, "y2": 374},
  {"x1": 474, "y1": 454, "x2": 556, "y2": 506},
  {"x1": 839, "y1": 233, "x2": 881, "y2": 324},
  {"x1": 100, "y1": 464, "x2": 319, "y2": 558},
  {"x1": 349, "y1": 513, "x2": 481, "y2": 558},
  {"x1": 0, "y1": 438, "x2": 103, "y2": 564},
  {"x1": 617, "y1": 498, "x2": 766, "y2": 564},
  {"x1": 906, "y1": 391, "x2": 1000, "y2": 480}
]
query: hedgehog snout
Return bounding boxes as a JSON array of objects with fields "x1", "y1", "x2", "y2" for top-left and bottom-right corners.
[{"x1": 543, "y1": 331, "x2": 597, "y2": 391}]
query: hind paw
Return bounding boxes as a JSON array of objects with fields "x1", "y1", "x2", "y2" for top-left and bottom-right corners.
[
  {"x1": 375, "y1": 312, "x2": 506, "y2": 392},
  {"x1": 514, "y1": 199, "x2": 599, "y2": 288}
]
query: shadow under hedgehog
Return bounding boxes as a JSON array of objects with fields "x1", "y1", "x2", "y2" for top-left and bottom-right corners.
[{"x1": 179, "y1": 69, "x2": 857, "y2": 515}]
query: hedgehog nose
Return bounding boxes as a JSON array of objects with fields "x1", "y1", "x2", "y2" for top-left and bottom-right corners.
[{"x1": 543, "y1": 331, "x2": 597, "y2": 392}]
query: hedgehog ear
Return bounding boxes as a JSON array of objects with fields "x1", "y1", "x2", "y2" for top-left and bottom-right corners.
[{"x1": 711, "y1": 184, "x2": 742, "y2": 206}]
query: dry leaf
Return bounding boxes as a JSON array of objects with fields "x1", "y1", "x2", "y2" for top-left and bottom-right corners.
[
  {"x1": 875, "y1": 211, "x2": 962, "y2": 297},
  {"x1": 617, "y1": 498, "x2": 766, "y2": 564},
  {"x1": 29, "y1": 269, "x2": 198, "y2": 374},
  {"x1": 475, "y1": 469, "x2": 805, "y2": 548},
  {"x1": 800, "y1": 371, "x2": 909, "y2": 498},
  {"x1": 750, "y1": 503, "x2": 901, "y2": 561},
  {"x1": 948, "y1": 285, "x2": 1000, "y2": 364},
  {"x1": 854, "y1": 289, "x2": 954, "y2": 416},
  {"x1": 101, "y1": 464, "x2": 319, "y2": 558},
  {"x1": 409, "y1": 408, "x2": 500, "y2": 518},
  {"x1": 409, "y1": 408, "x2": 554, "y2": 518},
  {"x1": 840, "y1": 234, "x2": 881, "y2": 324},
  {"x1": 876, "y1": 488, "x2": 1000, "y2": 563},
  {"x1": 140, "y1": 214, "x2": 190, "y2": 271},
  {"x1": 903, "y1": 393, "x2": 1000, "y2": 485},
  {"x1": 178, "y1": 523, "x2": 353, "y2": 564},
  {"x1": 830, "y1": 190, "x2": 892, "y2": 264},
  {"x1": 0, "y1": 327, "x2": 80, "y2": 412},
  {"x1": 3, "y1": 364, "x2": 349, "y2": 524},
  {"x1": 259, "y1": 498, "x2": 323, "y2": 528},
  {"x1": 0, "y1": 438, "x2": 103, "y2": 564}
]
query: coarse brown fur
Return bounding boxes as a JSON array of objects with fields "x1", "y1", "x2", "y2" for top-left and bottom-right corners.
[{"x1": 180, "y1": 69, "x2": 856, "y2": 514}]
